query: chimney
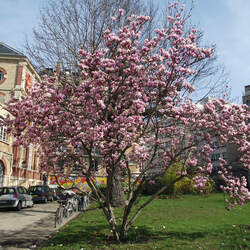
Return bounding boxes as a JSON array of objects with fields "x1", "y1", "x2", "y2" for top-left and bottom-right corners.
[
  {"x1": 56, "y1": 61, "x2": 61, "y2": 76},
  {"x1": 242, "y1": 85, "x2": 250, "y2": 106}
]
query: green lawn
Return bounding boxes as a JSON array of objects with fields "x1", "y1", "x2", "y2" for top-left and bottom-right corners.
[{"x1": 42, "y1": 193, "x2": 250, "y2": 249}]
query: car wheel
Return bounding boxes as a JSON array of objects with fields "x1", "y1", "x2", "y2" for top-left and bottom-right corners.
[
  {"x1": 44, "y1": 197, "x2": 48, "y2": 203},
  {"x1": 16, "y1": 201, "x2": 22, "y2": 211}
]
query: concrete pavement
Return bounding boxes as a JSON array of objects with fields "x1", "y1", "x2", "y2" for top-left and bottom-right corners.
[{"x1": 0, "y1": 202, "x2": 80, "y2": 250}]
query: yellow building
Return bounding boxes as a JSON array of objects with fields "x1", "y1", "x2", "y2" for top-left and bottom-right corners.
[{"x1": 0, "y1": 42, "x2": 42, "y2": 187}]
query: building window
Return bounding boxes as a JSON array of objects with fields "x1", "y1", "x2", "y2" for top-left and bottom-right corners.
[
  {"x1": 211, "y1": 153, "x2": 221, "y2": 162},
  {"x1": 0, "y1": 160, "x2": 4, "y2": 187},
  {"x1": 0, "y1": 123, "x2": 7, "y2": 142},
  {"x1": 0, "y1": 71, "x2": 3, "y2": 81},
  {"x1": 93, "y1": 147, "x2": 101, "y2": 155},
  {"x1": 27, "y1": 144, "x2": 33, "y2": 170},
  {"x1": 211, "y1": 141, "x2": 220, "y2": 149},
  {"x1": 222, "y1": 153, "x2": 227, "y2": 160},
  {"x1": 0, "y1": 67, "x2": 7, "y2": 84},
  {"x1": 13, "y1": 146, "x2": 20, "y2": 166},
  {"x1": 91, "y1": 159, "x2": 99, "y2": 173}
]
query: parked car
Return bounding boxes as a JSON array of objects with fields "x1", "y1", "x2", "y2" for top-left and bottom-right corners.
[
  {"x1": 0, "y1": 186, "x2": 33, "y2": 211},
  {"x1": 28, "y1": 185, "x2": 54, "y2": 203},
  {"x1": 50, "y1": 187, "x2": 56, "y2": 200}
]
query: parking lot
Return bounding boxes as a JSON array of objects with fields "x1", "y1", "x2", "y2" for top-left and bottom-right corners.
[{"x1": 0, "y1": 202, "x2": 59, "y2": 249}]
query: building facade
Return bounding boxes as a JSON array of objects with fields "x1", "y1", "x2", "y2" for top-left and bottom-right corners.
[
  {"x1": 242, "y1": 85, "x2": 250, "y2": 107},
  {"x1": 199, "y1": 96, "x2": 249, "y2": 188},
  {"x1": 0, "y1": 42, "x2": 42, "y2": 187},
  {"x1": 242, "y1": 85, "x2": 250, "y2": 187}
]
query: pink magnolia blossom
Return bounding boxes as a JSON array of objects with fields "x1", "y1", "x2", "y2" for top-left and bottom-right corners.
[{"x1": 3, "y1": 3, "x2": 250, "y2": 221}]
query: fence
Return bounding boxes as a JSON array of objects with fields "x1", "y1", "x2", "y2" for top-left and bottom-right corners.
[{"x1": 55, "y1": 194, "x2": 90, "y2": 228}]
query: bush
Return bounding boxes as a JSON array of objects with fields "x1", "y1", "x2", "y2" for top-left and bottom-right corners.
[
  {"x1": 163, "y1": 161, "x2": 183, "y2": 196},
  {"x1": 141, "y1": 176, "x2": 215, "y2": 196},
  {"x1": 142, "y1": 161, "x2": 186, "y2": 196},
  {"x1": 164, "y1": 171, "x2": 177, "y2": 196},
  {"x1": 141, "y1": 177, "x2": 165, "y2": 195},
  {"x1": 204, "y1": 178, "x2": 215, "y2": 194},
  {"x1": 175, "y1": 177, "x2": 194, "y2": 194},
  {"x1": 206, "y1": 178, "x2": 216, "y2": 194},
  {"x1": 141, "y1": 160, "x2": 216, "y2": 197},
  {"x1": 175, "y1": 177, "x2": 216, "y2": 195}
]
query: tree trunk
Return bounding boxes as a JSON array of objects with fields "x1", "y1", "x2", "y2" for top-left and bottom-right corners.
[
  {"x1": 108, "y1": 170, "x2": 125, "y2": 207},
  {"x1": 111, "y1": 172, "x2": 125, "y2": 207}
]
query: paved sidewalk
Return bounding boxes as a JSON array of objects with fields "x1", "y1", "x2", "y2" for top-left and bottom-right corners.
[{"x1": 0, "y1": 203, "x2": 80, "y2": 250}]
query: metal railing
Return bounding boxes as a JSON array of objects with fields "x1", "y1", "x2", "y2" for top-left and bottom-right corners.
[{"x1": 55, "y1": 194, "x2": 90, "y2": 228}]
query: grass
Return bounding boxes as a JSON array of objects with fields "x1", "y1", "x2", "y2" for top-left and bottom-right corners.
[{"x1": 42, "y1": 193, "x2": 250, "y2": 249}]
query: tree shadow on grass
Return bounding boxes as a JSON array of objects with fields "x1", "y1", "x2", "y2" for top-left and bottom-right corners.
[
  {"x1": 47, "y1": 224, "x2": 116, "y2": 247},
  {"x1": 124, "y1": 227, "x2": 206, "y2": 244},
  {"x1": 165, "y1": 231, "x2": 205, "y2": 241},
  {"x1": 47, "y1": 223, "x2": 207, "y2": 248}
]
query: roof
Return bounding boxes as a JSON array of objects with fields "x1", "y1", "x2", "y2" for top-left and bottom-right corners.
[
  {"x1": 0, "y1": 42, "x2": 41, "y2": 81},
  {"x1": 0, "y1": 42, "x2": 26, "y2": 58}
]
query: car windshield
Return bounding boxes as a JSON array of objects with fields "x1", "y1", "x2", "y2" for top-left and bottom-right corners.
[
  {"x1": 29, "y1": 186, "x2": 43, "y2": 192},
  {"x1": 0, "y1": 187, "x2": 16, "y2": 195}
]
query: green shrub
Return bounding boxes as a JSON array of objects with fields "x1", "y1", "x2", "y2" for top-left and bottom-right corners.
[
  {"x1": 194, "y1": 178, "x2": 216, "y2": 195},
  {"x1": 141, "y1": 161, "x2": 215, "y2": 197},
  {"x1": 141, "y1": 177, "x2": 165, "y2": 195},
  {"x1": 204, "y1": 178, "x2": 216, "y2": 194},
  {"x1": 142, "y1": 162, "x2": 215, "y2": 197},
  {"x1": 175, "y1": 177, "x2": 194, "y2": 194},
  {"x1": 141, "y1": 161, "x2": 185, "y2": 196},
  {"x1": 163, "y1": 161, "x2": 183, "y2": 196}
]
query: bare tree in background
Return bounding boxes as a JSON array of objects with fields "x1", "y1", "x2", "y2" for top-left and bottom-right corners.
[
  {"x1": 25, "y1": 0, "x2": 154, "y2": 71},
  {"x1": 25, "y1": 0, "x2": 231, "y2": 101},
  {"x1": 156, "y1": 2, "x2": 231, "y2": 102}
]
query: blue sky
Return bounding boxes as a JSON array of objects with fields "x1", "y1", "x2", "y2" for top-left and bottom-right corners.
[{"x1": 1, "y1": 0, "x2": 249, "y2": 102}]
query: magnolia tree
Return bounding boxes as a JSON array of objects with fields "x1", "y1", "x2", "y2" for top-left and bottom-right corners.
[{"x1": 4, "y1": 3, "x2": 250, "y2": 241}]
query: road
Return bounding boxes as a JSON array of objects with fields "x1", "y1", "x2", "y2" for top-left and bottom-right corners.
[{"x1": 0, "y1": 201, "x2": 74, "y2": 250}]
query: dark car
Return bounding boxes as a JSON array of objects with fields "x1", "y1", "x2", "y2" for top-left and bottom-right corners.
[
  {"x1": 0, "y1": 186, "x2": 33, "y2": 211},
  {"x1": 28, "y1": 185, "x2": 54, "y2": 203}
]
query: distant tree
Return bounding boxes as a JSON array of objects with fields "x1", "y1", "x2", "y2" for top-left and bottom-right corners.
[
  {"x1": 25, "y1": 0, "x2": 151, "y2": 71},
  {"x1": 7, "y1": 2, "x2": 249, "y2": 242},
  {"x1": 25, "y1": 0, "x2": 230, "y2": 101}
]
